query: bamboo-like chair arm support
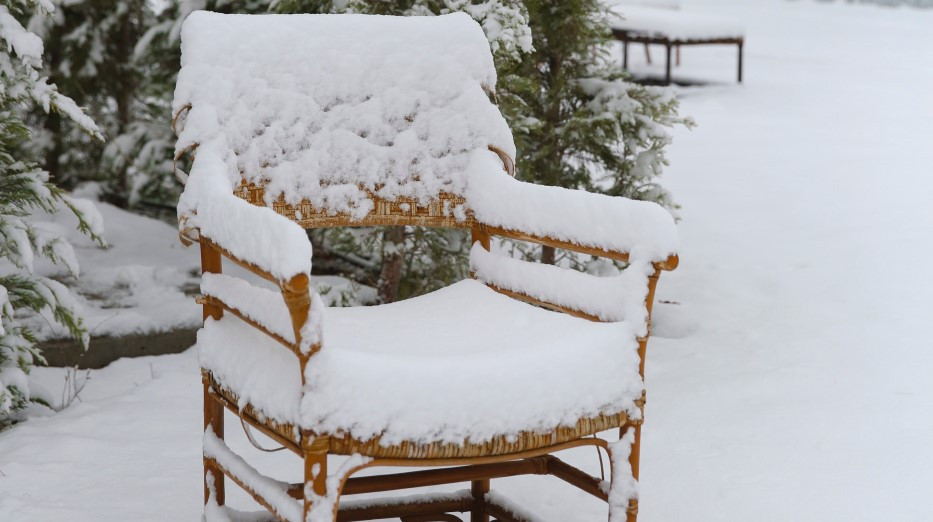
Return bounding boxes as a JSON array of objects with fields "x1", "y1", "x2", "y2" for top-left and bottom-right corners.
[
  {"x1": 196, "y1": 295, "x2": 300, "y2": 356},
  {"x1": 478, "y1": 280, "x2": 606, "y2": 323},
  {"x1": 475, "y1": 223, "x2": 679, "y2": 272},
  {"x1": 199, "y1": 235, "x2": 280, "y2": 285},
  {"x1": 194, "y1": 234, "x2": 317, "y2": 363}
]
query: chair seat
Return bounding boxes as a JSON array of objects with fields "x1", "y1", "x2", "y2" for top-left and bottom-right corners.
[{"x1": 198, "y1": 279, "x2": 644, "y2": 451}]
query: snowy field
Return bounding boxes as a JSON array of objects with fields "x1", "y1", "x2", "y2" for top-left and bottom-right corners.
[{"x1": 3, "y1": 0, "x2": 933, "y2": 520}]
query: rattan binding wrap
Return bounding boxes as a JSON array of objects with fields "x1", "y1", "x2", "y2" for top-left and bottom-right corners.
[
  {"x1": 234, "y1": 181, "x2": 474, "y2": 229},
  {"x1": 204, "y1": 370, "x2": 642, "y2": 459}
]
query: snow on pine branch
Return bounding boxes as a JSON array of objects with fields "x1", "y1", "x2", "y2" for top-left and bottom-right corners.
[
  {"x1": 0, "y1": 2, "x2": 102, "y2": 139},
  {"x1": 0, "y1": 0, "x2": 103, "y2": 423}
]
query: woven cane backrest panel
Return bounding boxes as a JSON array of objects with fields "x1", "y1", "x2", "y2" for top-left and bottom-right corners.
[{"x1": 235, "y1": 181, "x2": 475, "y2": 229}]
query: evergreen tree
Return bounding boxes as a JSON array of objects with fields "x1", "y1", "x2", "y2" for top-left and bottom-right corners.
[
  {"x1": 503, "y1": 0, "x2": 691, "y2": 266},
  {"x1": 28, "y1": 0, "x2": 175, "y2": 208},
  {"x1": 0, "y1": 0, "x2": 104, "y2": 426}
]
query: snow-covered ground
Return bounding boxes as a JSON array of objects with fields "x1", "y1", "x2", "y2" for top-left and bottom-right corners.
[
  {"x1": 3, "y1": 0, "x2": 933, "y2": 520},
  {"x1": 27, "y1": 190, "x2": 372, "y2": 343}
]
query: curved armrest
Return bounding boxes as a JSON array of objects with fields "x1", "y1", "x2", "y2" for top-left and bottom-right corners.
[
  {"x1": 179, "y1": 148, "x2": 312, "y2": 283},
  {"x1": 466, "y1": 151, "x2": 679, "y2": 269}
]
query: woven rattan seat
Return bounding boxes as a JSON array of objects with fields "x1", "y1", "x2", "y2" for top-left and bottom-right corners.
[
  {"x1": 198, "y1": 280, "x2": 644, "y2": 456},
  {"x1": 174, "y1": 11, "x2": 679, "y2": 522}
]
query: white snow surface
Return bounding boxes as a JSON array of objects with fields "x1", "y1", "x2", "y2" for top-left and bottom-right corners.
[
  {"x1": 179, "y1": 148, "x2": 313, "y2": 282},
  {"x1": 4, "y1": 1, "x2": 933, "y2": 520},
  {"x1": 203, "y1": 427, "x2": 301, "y2": 522},
  {"x1": 199, "y1": 280, "x2": 643, "y2": 445},
  {"x1": 469, "y1": 243, "x2": 653, "y2": 329},
  {"x1": 607, "y1": 429, "x2": 639, "y2": 521},
  {"x1": 24, "y1": 194, "x2": 202, "y2": 340},
  {"x1": 607, "y1": 3, "x2": 745, "y2": 40},
  {"x1": 200, "y1": 273, "x2": 295, "y2": 344}
]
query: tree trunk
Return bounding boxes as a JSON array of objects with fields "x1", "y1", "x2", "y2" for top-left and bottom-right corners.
[
  {"x1": 541, "y1": 245, "x2": 556, "y2": 265},
  {"x1": 377, "y1": 226, "x2": 405, "y2": 303},
  {"x1": 111, "y1": 8, "x2": 136, "y2": 208},
  {"x1": 44, "y1": 112, "x2": 62, "y2": 185}
]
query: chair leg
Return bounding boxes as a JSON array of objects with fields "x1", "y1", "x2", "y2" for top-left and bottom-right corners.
[
  {"x1": 304, "y1": 439, "x2": 329, "y2": 520},
  {"x1": 626, "y1": 425, "x2": 642, "y2": 522},
  {"x1": 471, "y1": 479, "x2": 490, "y2": 522},
  {"x1": 203, "y1": 383, "x2": 224, "y2": 506}
]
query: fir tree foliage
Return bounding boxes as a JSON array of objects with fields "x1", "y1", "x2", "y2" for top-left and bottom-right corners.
[
  {"x1": 501, "y1": 0, "x2": 691, "y2": 267},
  {"x1": 27, "y1": 0, "x2": 178, "y2": 207},
  {"x1": 0, "y1": 0, "x2": 104, "y2": 426}
]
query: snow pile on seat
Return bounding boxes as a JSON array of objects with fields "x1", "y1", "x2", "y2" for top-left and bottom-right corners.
[
  {"x1": 197, "y1": 280, "x2": 644, "y2": 445},
  {"x1": 174, "y1": 11, "x2": 513, "y2": 221},
  {"x1": 469, "y1": 244, "x2": 654, "y2": 332},
  {"x1": 608, "y1": 4, "x2": 745, "y2": 40}
]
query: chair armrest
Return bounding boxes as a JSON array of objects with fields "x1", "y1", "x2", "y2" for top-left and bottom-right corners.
[
  {"x1": 178, "y1": 148, "x2": 312, "y2": 283},
  {"x1": 467, "y1": 152, "x2": 679, "y2": 268},
  {"x1": 470, "y1": 244, "x2": 653, "y2": 326}
]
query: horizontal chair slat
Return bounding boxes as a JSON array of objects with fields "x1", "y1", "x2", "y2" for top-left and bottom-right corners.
[
  {"x1": 200, "y1": 236, "x2": 281, "y2": 285},
  {"x1": 470, "y1": 245, "x2": 654, "y2": 323},
  {"x1": 197, "y1": 296, "x2": 299, "y2": 356},
  {"x1": 336, "y1": 492, "x2": 474, "y2": 522},
  {"x1": 482, "y1": 282, "x2": 603, "y2": 322},
  {"x1": 200, "y1": 273, "x2": 296, "y2": 341},
  {"x1": 204, "y1": 428, "x2": 300, "y2": 522},
  {"x1": 478, "y1": 223, "x2": 679, "y2": 271}
]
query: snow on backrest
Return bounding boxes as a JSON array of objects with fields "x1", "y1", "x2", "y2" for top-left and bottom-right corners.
[{"x1": 174, "y1": 11, "x2": 515, "y2": 222}]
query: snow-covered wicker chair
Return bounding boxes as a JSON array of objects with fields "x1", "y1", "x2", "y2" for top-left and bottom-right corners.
[{"x1": 173, "y1": 11, "x2": 678, "y2": 522}]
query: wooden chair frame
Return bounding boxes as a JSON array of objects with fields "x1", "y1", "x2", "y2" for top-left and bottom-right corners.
[
  {"x1": 175, "y1": 81, "x2": 678, "y2": 519},
  {"x1": 192, "y1": 200, "x2": 677, "y2": 521}
]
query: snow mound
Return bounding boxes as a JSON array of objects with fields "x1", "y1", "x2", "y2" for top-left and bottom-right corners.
[{"x1": 198, "y1": 280, "x2": 644, "y2": 445}]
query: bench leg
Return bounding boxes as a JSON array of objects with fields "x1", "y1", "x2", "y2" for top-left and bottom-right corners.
[
  {"x1": 203, "y1": 383, "x2": 225, "y2": 506},
  {"x1": 622, "y1": 40, "x2": 629, "y2": 70},
  {"x1": 738, "y1": 40, "x2": 744, "y2": 83},
  {"x1": 471, "y1": 479, "x2": 490, "y2": 522},
  {"x1": 664, "y1": 44, "x2": 672, "y2": 85}
]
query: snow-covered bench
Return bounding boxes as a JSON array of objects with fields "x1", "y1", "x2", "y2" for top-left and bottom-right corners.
[
  {"x1": 607, "y1": 1, "x2": 746, "y2": 84},
  {"x1": 173, "y1": 11, "x2": 678, "y2": 522}
]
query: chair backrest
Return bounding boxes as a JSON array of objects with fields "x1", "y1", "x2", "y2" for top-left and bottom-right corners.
[{"x1": 173, "y1": 11, "x2": 514, "y2": 230}]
